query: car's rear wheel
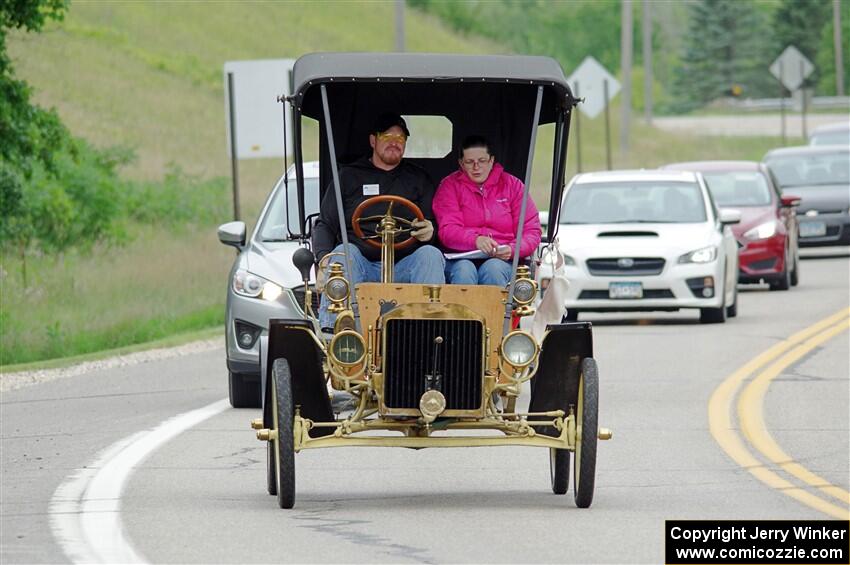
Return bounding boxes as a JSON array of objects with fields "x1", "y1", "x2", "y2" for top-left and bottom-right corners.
[
  {"x1": 769, "y1": 248, "x2": 791, "y2": 291},
  {"x1": 573, "y1": 357, "x2": 598, "y2": 508},
  {"x1": 272, "y1": 358, "x2": 295, "y2": 509},
  {"x1": 550, "y1": 448, "x2": 569, "y2": 494},
  {"x1": 229, "y1": 371, "x2": 261, "y2": 408}
]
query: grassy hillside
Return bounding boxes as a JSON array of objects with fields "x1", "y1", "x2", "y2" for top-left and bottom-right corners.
[
  {"x1": 1, "y1": 2, "x2": 793, "y2": 366},
  {"x1": 1, "y1": 2, "x2": 504, "y2": 366}
]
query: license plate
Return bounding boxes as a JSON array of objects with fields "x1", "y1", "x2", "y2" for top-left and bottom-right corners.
[
  {"x1": 609, "y1": 281, "x2": 643, "y2": 299},
  {"x1": 800, "y1": 221, "x2": 826, "y2": 238}
]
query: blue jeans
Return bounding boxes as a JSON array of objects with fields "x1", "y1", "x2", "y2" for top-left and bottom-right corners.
[
  {"x1": 319, "y1": 243, "x2": 445, "y2": 328},
  {"x1": 446, "y1": 258, "x2": 512, "y2": 286}
]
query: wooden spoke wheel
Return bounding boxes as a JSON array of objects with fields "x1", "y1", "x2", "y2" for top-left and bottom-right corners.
[{"x1": 573, "y1": 357, "x2": 599, "y2": 508}]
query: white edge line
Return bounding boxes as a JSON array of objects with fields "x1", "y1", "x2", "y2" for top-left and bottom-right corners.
[{"x1": 49, "y1": 398, "x2": 231, "y2": 564}]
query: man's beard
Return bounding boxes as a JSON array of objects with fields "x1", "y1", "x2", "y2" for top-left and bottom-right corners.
[{"x1": 377, "y1": 147, "x2": 402, "y2": 166}]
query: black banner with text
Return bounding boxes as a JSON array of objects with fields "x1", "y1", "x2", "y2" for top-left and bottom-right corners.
[{"x1": 665, "y1": 520, "x2": 849, "y2": 564}]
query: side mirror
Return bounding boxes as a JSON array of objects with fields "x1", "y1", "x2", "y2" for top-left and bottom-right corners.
[
  {"x1": 780, "y1": 194, "x2": 801, "y2": 208},
  {"x1": 218, "y1": 221, "x2": 246, "y2": 248},
  {"x1": 719, "y1": 209, "x2": 742, "y2": 225}
]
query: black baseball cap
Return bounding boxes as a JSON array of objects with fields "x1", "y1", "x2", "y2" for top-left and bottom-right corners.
[{"x1": 372, "y1": 112, "x2": 410, "y2": 137}]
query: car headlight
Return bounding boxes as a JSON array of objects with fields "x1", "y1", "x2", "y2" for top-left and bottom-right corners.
[
  {"x1": 678, "y1": 246, "x2": 717, "y2": 264},
  {"x1": 562, "y1": 254, "x2": 576, "y2": 266},
  {"x1": 233, "y1": 270, "x2": 283, "y2": 301},
  {"x1": 513, "y1": 279, "x2": 537, "y2": 304},
  {"x1": 500, "y1": 331, "x2": 538, "y2": 368},
  {"x1": 325, "y1": 277, "x2": 349, "y2": 302},
  {"x1": 329, "y1": 330, "x2": 366, "y2": 367},
  {"x1": 743, "y1": 221, "x2": 777, "y2": 240}
]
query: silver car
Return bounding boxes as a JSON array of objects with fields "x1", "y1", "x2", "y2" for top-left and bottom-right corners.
[{"x1": 217, "y1": 162, "x2": 320, "y2": 407}]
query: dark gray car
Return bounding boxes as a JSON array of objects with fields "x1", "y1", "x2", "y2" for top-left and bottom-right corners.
[{"x1": 763, "y1": 145, "x2": 850, "y2": 247}]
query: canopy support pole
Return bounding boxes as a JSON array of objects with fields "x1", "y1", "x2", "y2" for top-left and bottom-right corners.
[
  {"x1": 320, "y1": 84, "x2": 360, "y2": 330},
  {"x1": 504, "y1": 86, "x2": 544, "y2": 335}
]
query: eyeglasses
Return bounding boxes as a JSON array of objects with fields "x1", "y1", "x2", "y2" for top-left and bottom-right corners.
[
  {"x1": 462, "y1": 157, "x2": 492, "y2": 169},
  {"x1": 376, "y1": 132, "x2": 407, "y2": 143}
]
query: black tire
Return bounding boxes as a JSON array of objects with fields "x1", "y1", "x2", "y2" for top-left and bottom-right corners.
[
  {"x1": 550, "y1": 448, "x2": 570, "y2": 495},
  {"x1": 266, "y1": 440, "x2": 277, "y2": 496},
  {"x1": 573, "y1": 357, "x2": 598, "y2": 508},
  {"x1": 726, "y1": 284, "x2": 738, "y2": 318},
  {"x1": 790, "y1": 251, "x2": 800, "y2": 287},
  {"x1": 562, "y1": 310, "x2": 579, "y2": 322},
  {"x1": 769, "y1": 248, "x2": 791, "y2": 291},
  {"x1": 699, "y1": 305, "x2": 726, "y2": 324},
  {"x1": 228, "y1": 371, "x2": 261, "y2": 408},
  {"x1": 272, "y1": 358, "x2": 295, "y2": 509}
]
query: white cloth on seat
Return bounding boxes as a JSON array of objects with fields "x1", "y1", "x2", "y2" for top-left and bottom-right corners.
[{"x1": 531, "y1": 242, "x2": 570, "y2": 342}]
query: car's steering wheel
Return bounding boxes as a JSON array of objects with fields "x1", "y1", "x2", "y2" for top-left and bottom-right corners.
[{"x1": 351, "y1": 195, "x2": 425, "y2": 250}]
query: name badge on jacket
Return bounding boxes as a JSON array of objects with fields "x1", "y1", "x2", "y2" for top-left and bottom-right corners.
[{"x1": 362, "y1": 184, "x2": 380, "y2": 196}]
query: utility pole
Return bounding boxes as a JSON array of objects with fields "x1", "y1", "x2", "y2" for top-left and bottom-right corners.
[
  {"x1": 395, "y1": 0, "x2": 406, "y2": 52},
  {"x1": 642, "y1": 0, "x2": 653, "y2": 125},
  {"x1": 835, "y1": 0, "x2": 845, "y2": 96},
  {"x1": 620, "y1": 0, "x2": 633, "y2": 157}
]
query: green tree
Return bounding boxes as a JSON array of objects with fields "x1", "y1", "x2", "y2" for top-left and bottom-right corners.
[
  {"x1": 671, "y1": 0, "x2": 774, "y2": 112},
  {"x1": 771, "y1": 0, "x2": 831, "y2": 66},
  {"x1": 815, "y1": 0, "x2": 850, "y2": 95},
  {"x1": 1, "y1": 0, "x2": 70, "y2": 274}
]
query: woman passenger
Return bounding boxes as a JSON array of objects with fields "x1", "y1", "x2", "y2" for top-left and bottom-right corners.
[{"x1": 432, "y1": 135, "x2": 541, "y2": 286}]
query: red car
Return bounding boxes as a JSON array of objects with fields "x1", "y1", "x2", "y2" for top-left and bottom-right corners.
[{"x1": 663, "y1": 161, "x2": 800, "y2": 290}]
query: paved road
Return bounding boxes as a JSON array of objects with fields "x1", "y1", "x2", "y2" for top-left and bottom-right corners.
[
  {"x1": 653, "y1": 113, "x2": 848, "y2": 138},
  {"x1": 1, "y1": 251, "x2": 848, "y2": 564}
]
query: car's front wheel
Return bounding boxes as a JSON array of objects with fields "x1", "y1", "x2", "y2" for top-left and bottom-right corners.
[
  {"x1": 769, "y1": 247, "x2": 791, "y2": 291},
  {"x1": 790, "y1": 249, "x2": 800, "y2": 287},
  {"x1": 726, "y1": 283, "x2": 738, "y2": 318},
  {"x1": 229, "y1": 371, "x2": 261, "y2": 408}
]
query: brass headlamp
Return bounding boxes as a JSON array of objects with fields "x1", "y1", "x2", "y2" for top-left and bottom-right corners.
[
  {"x1": 324, "y1": 263, "x2": 350, "y2": 313},
  {"x1": 512, "y1": 265, "x2": 537, "y2": 316}
]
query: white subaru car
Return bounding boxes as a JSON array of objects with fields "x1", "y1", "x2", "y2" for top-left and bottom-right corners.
[
  {"x1": 552, "y1": 170, "x2": 740, "y2": 323},
  {"x1": 217, "y1": 162, "x2": 320, "y2": 407}
]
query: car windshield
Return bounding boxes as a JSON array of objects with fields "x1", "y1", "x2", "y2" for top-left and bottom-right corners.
[
  {"x1": 561, "y1": 181, "x2": 707, "y2": 224},
  {"x1": 766, "y1": 151, "x2": 850, "y2": 187},
  {"x1": 702, "y1": 171, "x2": 772, "y2": 207},
  {"x1": 810, "y1": 131, "x2": 850, "y2": 146},
  {"x1": 258, "y1": 177, "x2": 320, "y2": 241}
]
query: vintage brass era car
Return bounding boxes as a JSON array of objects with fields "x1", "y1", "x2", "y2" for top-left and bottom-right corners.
[{"x1": 250, "y1": 52, "x2": 611, "y2": 509}]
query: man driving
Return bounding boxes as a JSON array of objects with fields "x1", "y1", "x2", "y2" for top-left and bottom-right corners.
[{"x1": 313, "y1": 112, "x2": 445, "y2": 329}]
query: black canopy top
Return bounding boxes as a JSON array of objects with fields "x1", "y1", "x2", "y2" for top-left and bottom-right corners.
[
  {"x1": 288, "y1": 52, "x2": 575, "y2": 241},
  {"x1": 292, "y1": 52, "x2": 574, "y2": 108}
]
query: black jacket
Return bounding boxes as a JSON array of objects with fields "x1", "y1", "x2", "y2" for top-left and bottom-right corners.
[{"x1": 313, "y1": 156, "x2": 437, "y2": 262}]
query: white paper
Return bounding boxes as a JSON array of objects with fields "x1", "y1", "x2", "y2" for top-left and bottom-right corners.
[{"x1": 445, "y1": 245, "x2": 509, "y2": 260}]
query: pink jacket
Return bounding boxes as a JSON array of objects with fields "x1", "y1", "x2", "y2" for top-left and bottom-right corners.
[{"x1": 433, "y1": 163, "x2": 541, "y2": 259}]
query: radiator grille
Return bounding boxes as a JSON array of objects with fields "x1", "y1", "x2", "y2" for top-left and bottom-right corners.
[
  {"x1": 586, "y1": 257, "x2": 665, "y2": 276},
  {"x1": 578, "y1": 289, "x2": 674, "y2": 299},
  {"x1": 384, "y1": 319, "x2": 483, "y2": 410},
  {"x1": 292, "y1": 285, "x2": 320, "y2": 314}
]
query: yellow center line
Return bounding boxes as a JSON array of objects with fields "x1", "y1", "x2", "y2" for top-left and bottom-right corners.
[
  {"x1": 708, "y1": 307, "x2": 850, "y2": 519},
  {"x1": 739, "y1": 319, "x2": 850, "y2": 507}
]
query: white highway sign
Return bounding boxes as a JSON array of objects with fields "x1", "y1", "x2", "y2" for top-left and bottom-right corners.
[
  {"x1": 567, "y1": 56, "x2": 621, "y2": 119},
  {"x1": 223, "y1": 59, "x2": 295, "y2": 160},
  {"x1": 770, "y1": 45, "x2": 814, "y2": 91}
]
